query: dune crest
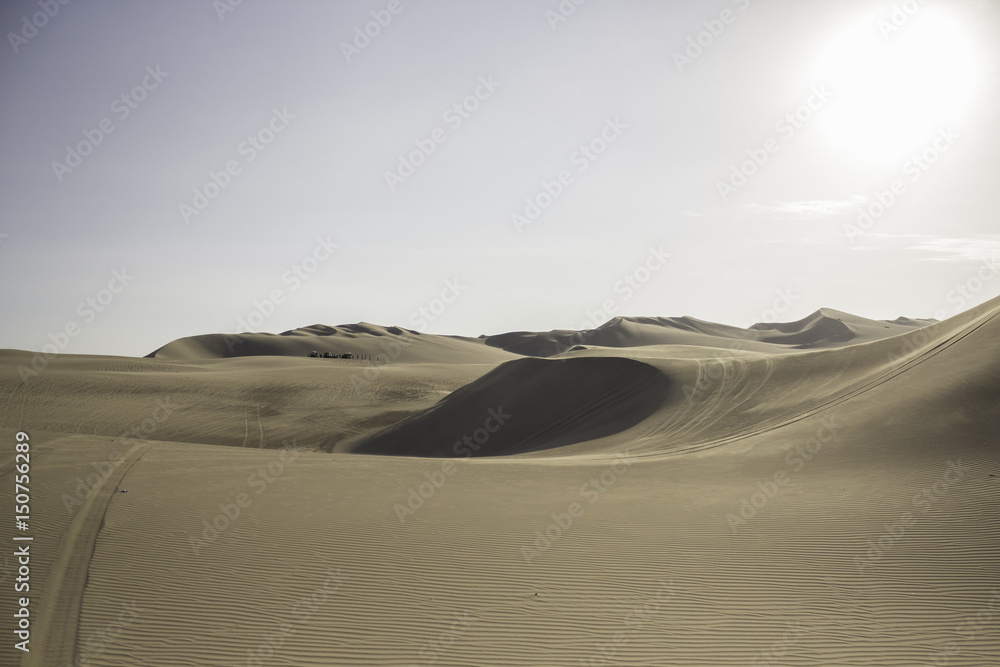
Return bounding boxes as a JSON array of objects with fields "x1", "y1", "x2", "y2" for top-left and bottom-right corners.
[
  {"x1": 480, "y1": 309, "x2": 930, "y2": 357},
  {"x1": 146, "y1": 323, "x2": 514, "y2": 364}
]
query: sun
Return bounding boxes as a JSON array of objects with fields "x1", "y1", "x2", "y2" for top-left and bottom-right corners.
[{"x1": 811, "y1": 6, "x2": 980, "y2": 162}]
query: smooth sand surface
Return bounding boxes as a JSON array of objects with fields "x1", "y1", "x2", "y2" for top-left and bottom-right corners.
[{"x1": 1, "y1": 302, "x2": 998, "y2": 665}]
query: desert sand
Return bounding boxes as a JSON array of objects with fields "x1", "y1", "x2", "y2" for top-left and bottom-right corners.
[{"x1": 1, "y1": 299, "x2": 998, "y2": 665}]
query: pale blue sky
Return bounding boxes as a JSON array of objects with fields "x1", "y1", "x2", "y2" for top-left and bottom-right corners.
[{"x1": 2, "y1": 0, "x2": 999, "y2": 356}]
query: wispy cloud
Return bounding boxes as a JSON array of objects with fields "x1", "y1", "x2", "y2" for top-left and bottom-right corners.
[
  {"x1": 748, "y1": 198, "x2": 865, "y2": 218},
  {"x1": 907, "y1": 235, "x2": 1000, "y2": 261},
  {"x1": 841, "y1": 233, "x2": 1000, "y2": 261}
]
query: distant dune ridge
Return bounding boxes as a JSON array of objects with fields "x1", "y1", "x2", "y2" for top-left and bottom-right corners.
[
  {"x1": 1, "y1": 297, "x2": 998, "y2": 665},
  {"x1": 481, "y1": 308, "x2": 936, "y2": 355},
  {"x1": 145, "y1": 322, "x2": 518, "y2": 364},
  {"x1": 147, "y1": 308, "x2": 934, "y2": 361}
]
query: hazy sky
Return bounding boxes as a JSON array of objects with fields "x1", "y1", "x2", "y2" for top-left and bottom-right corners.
[{"x1": 2, "y1": 0, "x2": 999, "y2": 357}]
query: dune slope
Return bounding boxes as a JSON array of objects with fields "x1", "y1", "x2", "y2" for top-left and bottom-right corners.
[
  {"x1": 0, "y1": 298, "x2": 997, "y2": 665},
  {"x1": 355, "y1": 298, "x2": 994, "y2": 459},
  {"x1": 353, "y1": 356, "x2": 673, "y2": 456},
  {"x1": 0, "y1": 354, "x2": 500, "y2": 452}
]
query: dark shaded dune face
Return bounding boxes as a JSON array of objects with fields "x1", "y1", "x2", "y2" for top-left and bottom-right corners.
[{"x1": 352, "y1": 357, "x2": 673, "y2": 457}]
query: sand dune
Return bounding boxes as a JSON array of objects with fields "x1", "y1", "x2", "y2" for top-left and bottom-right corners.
[
  {"x1": 354, "y1": 303, "x2": 985, "y2": 460},
  {"x1": 0, "y1": 352, "x2": 499, "y2": 452},
  {"x1": 146, "y1": 311, "x2": 931, "y2": 363},
  {"x1": 354, "y1": 356, "x2": 673, "y2": 456},
  {"x1": 481, "y1": 309, "x2": 930, "y2": 357},
  {"x1": 1, "y1": 298, "x2": 998, "y2": 665},
  {"x1": 148, "y1": 322, "x2": 518, "y2": 364}
]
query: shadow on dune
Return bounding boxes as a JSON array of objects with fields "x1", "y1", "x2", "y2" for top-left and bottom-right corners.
[{"x1": 351, "y1": 356, "x2": 672, "y2": 457}]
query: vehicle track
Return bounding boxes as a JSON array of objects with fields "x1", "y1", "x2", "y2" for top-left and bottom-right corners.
[
  {"x1": 633, "y1": 304, "x2": 1000, "y2": 460},
  {"x1": 23, "y1": 443, "x2": 149, "y2": 667}
]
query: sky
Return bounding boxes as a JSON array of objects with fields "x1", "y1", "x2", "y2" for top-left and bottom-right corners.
[{"x1": 2, "y1": 0, "x2": 999, "y2": 357}]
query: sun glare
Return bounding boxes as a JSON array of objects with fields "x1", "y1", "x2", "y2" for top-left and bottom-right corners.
[{"x1": 812, "y1": 7, "x2": 980, "y2": 162}]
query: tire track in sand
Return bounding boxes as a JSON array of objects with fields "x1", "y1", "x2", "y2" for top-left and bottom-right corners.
[
  {"x1": 644, "y1": 303, "x2": 1000, "y2": 459},
  {"x1": 23, "y1": 443, "x2": 150, "y2": 667}
]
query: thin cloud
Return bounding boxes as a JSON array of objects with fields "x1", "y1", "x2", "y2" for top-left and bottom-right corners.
[
  {"x1": 907, "y1": 235, "x2": 1000, "y2": 261},
  {"x1": 748, "y1": 198, "x2": 866, "y2": 218},
  {"x1": 851, "y1": 233, "x2": 1000, "y2": 261}
]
